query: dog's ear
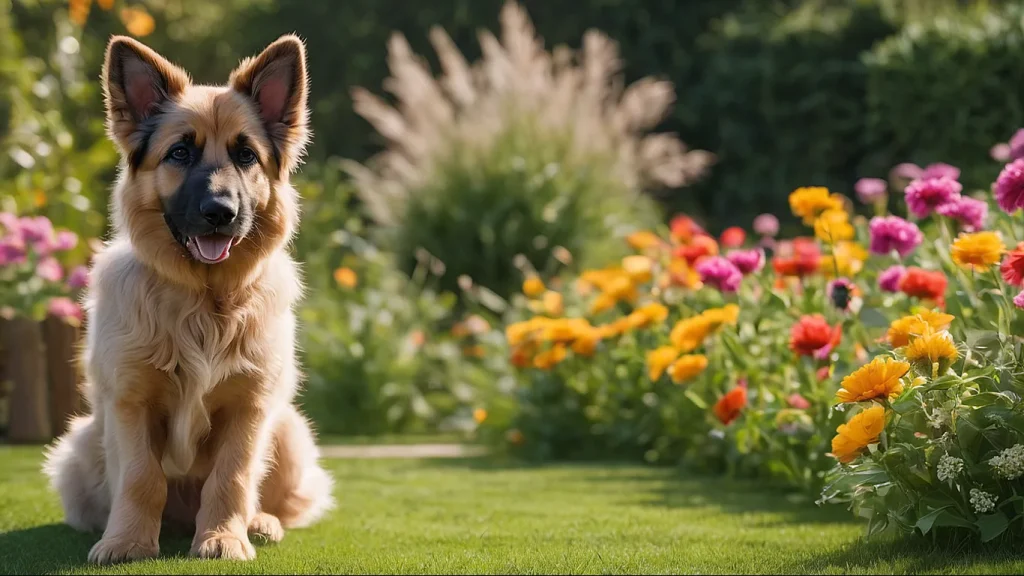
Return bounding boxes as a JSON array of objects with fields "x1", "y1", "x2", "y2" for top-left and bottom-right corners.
[
  {"x1": 103, "y1": 36, "x2": 190, "y2": 153},
  {"x1": 229, "y1": 34, "x2": 310, "y2": 174}
]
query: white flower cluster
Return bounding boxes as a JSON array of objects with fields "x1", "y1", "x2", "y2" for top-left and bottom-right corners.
[
  {"x1": 970, "y1": 488, "x2": 997, "y2": 514},
  {"x1": 926, "y1": 407, "x2": 950, "y2": 430},
  {"x1": 988, "y1": 444, "x2": 1024, "y2": 480},
  {"x1": 936, "y1": 454, "x2": 964, "y2": 482}
]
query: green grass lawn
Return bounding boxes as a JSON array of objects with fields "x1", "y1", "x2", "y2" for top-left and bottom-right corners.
[{"x1": 2, "y1": 445, "x2": 1022, "y2": 575}]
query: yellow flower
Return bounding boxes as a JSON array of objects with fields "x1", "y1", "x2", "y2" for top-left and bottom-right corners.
[
  {"x1": 634, "y1": 302, "x2": 669, "y2": 326},
  {"x1": 790, "y1": 186, "x2": 845, "y2": 225},
  {"x1": 505, "y1": 316, "x2": 550, "y2": 346},
  {"x1": 540, "y1": 318, "x2": 590, "y2": 343},
  {"x1": 571, "y1": 327, "x2": 602, "y2": 356},
  {"x1": 836, "y1": 357, "x2": 910, "y2": 403},
  {"x1": 590, "y1": 292, "x2": 617, "y2": 315},
  {"x1": 604, "y1": 275, "x2": 637, "y2": 301},
  {"x1": 627, "y1": 231, "x2": 664, "y2": 251},
  {"x1": 542, "y1": 291, "x2": 564, "y2": 316},
  {"x1": 473, "y1": 408, "x2": 488, "y2": 424},
  {"x1": 120, "y1": 6, "x2": 156, "y2": 37},
  {"x1": 702, "y1": 304, "x2": 740, "y2": 329},
  {"x1": 885, "y1": 310, "x2": 954, "y2": 347},
  {"x1": 534, "y1": 344, "x2": 568, "y2": 369},
  {"x1": 904, "y1": 328, "x2": 958, "y2": 375},
  {"x1": 821, "y1": 241, "x2": 867, "y2": 277},
  {"x1": 831, "y1": 405, "x2": 886, "y2": 463},
  {"x1": 622, "y1": 255, "x2": 654, "y2": 284},
  {"x1": 523, "y1": 275, "x2": 546, "y2": 297},
  {"x1": 670, "y1": 316, "x2": 713, "y2": 352},
  {"x1": 647, "y1": 346, "x2": 680, "y2": 381},
  {"x1": 814, "y1": 209, "x2": 854, "y2": 243},
  {"x1": 667, "y1": 354, "x2": 709, "y2": 384},
  {"x1": 951, "y1": 231, "x2": 1005, "y2": 269},
  {"x1": 333, "y1": 267, "x2": 358, "y2": 288}
]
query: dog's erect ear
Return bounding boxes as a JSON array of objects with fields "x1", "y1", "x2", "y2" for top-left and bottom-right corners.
[
  {"x1": 103, "y1": 36, "x2": 190, "y2": 153},
  {"x1": 229, "y1": 34, "x2": 310, "y2": 174}
]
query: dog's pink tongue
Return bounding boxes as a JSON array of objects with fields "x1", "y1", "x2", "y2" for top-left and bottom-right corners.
[{"x1": 195, "y1": 235, "x2": 232, "y2": 262}]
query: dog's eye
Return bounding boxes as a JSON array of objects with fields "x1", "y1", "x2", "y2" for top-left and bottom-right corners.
[
  {"x1": 167, "y1": 145, "x2": 191, "y2": 163},
  {"x1": 237, "y1": 147, "x2": 257, "y2": 167}
]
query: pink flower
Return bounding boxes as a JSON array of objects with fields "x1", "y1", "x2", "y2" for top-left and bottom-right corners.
[
  {"x1": 35, "y1": 256, "x2": 63, "y2": 282},
  {"x1": 787, "y1": 393, "x2": 810, "y2": 410},
  {"x1": 1015, "y1": 289, "x2": 1024, "y2": 310},
  {"x1": 854, "y1": 178, "x2": 887, "y2": 204},
  {"x1": 869, "y1": 216, "x2": 923, "y2": 257},
  {"x1": 0, "y1": 237, "x2": 26, "y2": 266},
  {"x1": 992, "y1": 143, "x2": 1012, "y2": 162},
  {"x1": 936, "y1": 196, "x2": 988, "y2": 231},
  {"x1": 47, "y1": 297, "x2": 82, "y2": 323},
  {"x1": 0, "y1": 212, "x2": 20, "y2": 234},
  {"x1": 890, "y1": 163, "x2": 924, "y2": 183},
  {"x1": 67, "y1": 265, "x2": 89, "y2": 290},
  {"x1": 752, "y1": 214, "x2": 779, "y2": 237},
  {"x1": 726, "y1": 248, "x2": 765, "y2": 275},
  {"x1": 1010, "y1": 129, "x2": 1024, "y2": 160},
  {"x1": 18, "y1": 216, "x2": 54, "y2": 246},
  {"x1": 920, "y1": 163, "x2": 960, "y2": 181},
  {"x1": 695, "y1": 256, "x2": 743, "y2": 293},
  {"x1": 878, "y1": 265, "x2": 906, "y2": 293},
  {"x1": 995, "y1": 159, "x2": 1024, "y2": 215},
  {"x1": 904, "y1": 177, "x2": 961, "y2": 218},
  {"x1": 53, "y1": 230, "x2": 78, "y2": 251}
]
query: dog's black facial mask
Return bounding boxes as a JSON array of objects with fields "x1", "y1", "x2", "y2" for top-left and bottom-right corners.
[{"x1": 161, "y1": 135, "x2": 257, "y2": 265}]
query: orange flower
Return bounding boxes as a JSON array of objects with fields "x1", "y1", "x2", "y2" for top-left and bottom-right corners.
[
  {"x1": 523, "y1": 275, "x2": 546, "y2": 297},
  {"x1": 473, "y1": 408, "x2": 488, "y2": 424},
  {"x1": 674, "y1": 234, "x2": 719, "y2": 265},
  {"x1": 622, "y1": 255, "x2": 654, "y2": 284},
  {"x1": 668, "y1": 354, "x2": 709, "y2": 384},
  {"x1": 120, "y1": 6, "x2": 156, "y2": 37},
  {"x1": 899, "y1": 267, "x2": 947, "y2": 307},
  {"x1": 670, "y1": 215, "x2": 703, "y2": 243},
  {"x1": 1001, "y1": 242, "x2": 1024, "y2": 286},
  {"x1": 713, "y1": 385, "x2": 748, "y2": 424},
  {"x1": 951, "y1": 231, "x2": 1005, "y2": 270},
  {"x1": 789, "y1": 314, "x2": 841, "y2": 359},
  {"x1": 510, "y1": 343, "x2": 537, "y2": 368},
  {"x1": 634, "y1": 302, "x2": 669, "y2": 326},
  {"x1": 627, "y1": 231, "x2": 664, "y2": 251},
  {"x1": 831, "y1": 405, "x2": 886, "y2": 463},
  {"x1": 772, "y1": 237, "x2": 821, "y2": 277},
  {"x1": 647, "y1": 346, "x2": 680, "y2": 381},
  {"x1": 534, "y1": 344, "x2": 568, "y2": 369},
  {"x1": 334, "y1": 267, "x2": 358, "y2": 288},
  {"x1": 542, "y1": 291, "x2": 564, "y2": 316},
  {"x1": 589, "y1": 292, "x2": 617, "y2": 315},
  {"x1": 670, "y1": 316, "x2": 713, "y2": 352},
  {"x1": 885, "y1": 310, "x2": 954, "y2": 347},
  {"x1": 836, "y1": 357, "x2": 910, "y2": 403},
  {"x1": 720, "y1": 226, "x2": 746, "y2": 248},
  {"x1": 571, "y1": 327, "x2": 602, "y2": 356}
]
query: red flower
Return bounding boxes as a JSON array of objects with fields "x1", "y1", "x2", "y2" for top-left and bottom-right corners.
[
  {"x1": 673, "y1": 234, "x2": 719, "y2": 265},
  {"x1": 1001, "y1": 242, "x2": 1024, "y2": 287},
  {"x1": 772, "y1": 237, "x2": 821, "y2": 277},
  {"x1": 720, "y1": 226, "x2": 746, "y2": 248},
  {"x1": 789, "y1": 314, "x2": 842, "y2": 359},
  {"x1": 714, "y1": 385, "x2": 748, "y2": 425},
  {"x1": 898, "y1": 267, "x2": 947, "y2": 306},
  {"x1": 670, "y1": 215, "x2": 704, "y2": 243}
]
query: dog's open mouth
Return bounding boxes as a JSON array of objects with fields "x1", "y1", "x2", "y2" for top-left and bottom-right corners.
[{"x1": 185, "y1": 234, "x2": 240, "y2": 264}]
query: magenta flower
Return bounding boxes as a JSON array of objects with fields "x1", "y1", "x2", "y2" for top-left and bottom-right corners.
[
  {"x1": 0, "y1": 238, "x2": 26, "y2": 266},
  {"x1": 995, "y1": 159, "x2": 1024, "y2": 215},
  {"x1": 854, "y1": 178, "x2": 887, "y2": 204},
  {"x1": 0, "y1": 212, "x2": 19, "y2": 234},
  {"x1": 695, "y1": 256, "x2": 743, "y2": 293},
  {"x1": 1015, "y1": 289, "x2": 1024, "y2": 310},
  {"x1": 726, "y1": 248, "x2": 765, "y2": 275},
  {"x1": 904, "y1": 177, "x2": 962, "y2": 218},
  {"x1": 752, "y1": 214, "x2": 779, "y2": 237},
  {"x1": 878, "y1": 265, "x2": 907, "y2": 293},
  {"x1": 53, "y1": 230, "x2": 78, "y2": 251},
  {"x1": 920, "y1": 163, "x2": 960, "y2": 181},
  {"x1": 869, "y1": 216, "x2": 923, "y2": 257},
  {"x1": 936, "y1": 196, "x2": 988, "y2": 231},
  {"x1": 18, "y1": 216, "x2": 54, "y2": 246},
  {"x1": 35, "y1": 256, "x2": 63, "y2": 282},
  {"x1": 47, "y1": 297, "x2": 82, "y2": 323},
  {"x1": 67, "y1": 265, "x2": 89, "y2": 290},
  {"x1": 787, "y1": 393, "x2": 810, "y2": 410}
]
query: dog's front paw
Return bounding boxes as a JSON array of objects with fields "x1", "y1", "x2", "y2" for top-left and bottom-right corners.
[
  {"x1": 191, "y1": 531, "x2": 256, "y2": 560},
  {"x1": 88, "y1": 536, "x2": 159, "y2": 565},
  {"x1": 248, "y1": 512, "x2": 285, "y2": 544}
]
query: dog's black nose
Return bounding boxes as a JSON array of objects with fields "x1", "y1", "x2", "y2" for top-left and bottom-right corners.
[{"x1": 200, "y1": 197, "x2": 237, "y2": 227}]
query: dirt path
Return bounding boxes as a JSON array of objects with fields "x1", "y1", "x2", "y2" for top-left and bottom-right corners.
[{"x1": 318, "y1": 443, "x2": 487, "y2": 459}]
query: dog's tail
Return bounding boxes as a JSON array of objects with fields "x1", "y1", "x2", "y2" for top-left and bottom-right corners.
[{"x1": 42, "y1": 414, "x2": 111, "y2": 532}]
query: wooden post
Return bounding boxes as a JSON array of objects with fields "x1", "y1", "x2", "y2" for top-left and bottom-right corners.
[
  {"x1": 44, "y1": 314, "x2": 82, "y2": 437},
  {"x1": 3, "y1": 316, "x2": 52, "y2": 443}
]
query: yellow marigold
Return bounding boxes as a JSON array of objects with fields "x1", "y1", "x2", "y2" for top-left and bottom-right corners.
[
  {"x1": 951, "y1": 231, "x2": 1005, "y2": 270},
  {"x1": 836, "y1": 357, "x2": 910, "y2": 403},
  {"x1": 571, "y1": 327, "x2": 602, "y2": 356},
  {"x1": 604, "y1": 274, "x2": 637, "y2": 302},
  {"x1": 534, "y1": 344, "x2": 568, "y2": 369},
  {"x1": 523, "y1": 275, "x2": 546, "y2": 297},
  {"x1": 904, "y1": 328, "x2": 958, "y2": 375},
  {"x1": 702, "y1": 304, "x2": 740, "y2": 329},
  {"x1": 541, "y1": 318, "x2": 591, "y2": 343},
  {"x1": 590, "y1": 292, "x2": 617, "y2": 315},
  {"x1": 542, "y1": 291, "x2": 564, "y2": 316},
  {"x1": 333, "y1": 266, "x2": 358, "y2": 288},
  {"x1": 831, "y1": 405, "x2": 886, "y2": 464},
  {"x1": 667, "y1": 354, "x2": 709, "y2": 384},
  {"x1": 634, "y1": 302, "x2": 669, "y2": 327},
  {"x1": 821, "y1": 241, "x2": 867, "y2": 277},
  {"x1": 622, "y1": 255, "x2": 654, "y2": 284},
  {"x1": 814, "y1": 209, "x2": 854, "y2": 243},
  {"x1": 885, "y1": 310, "x2": 954, "y2": 347},
  {"x1": 670, "y1": 316, "x2": 713, "y2": 352},
  {"x1": 790, "y1": 186, "x2": 845, "y2": 225},
  {"x1": 627, "y1": 230, "x2": 664, "y2": 251},
  {"x1": 473, "y1": 408, "x2": 488, "y2": 424},
  {"x1": 647, "y1": 346, "x2": 680, "y2": 381}
]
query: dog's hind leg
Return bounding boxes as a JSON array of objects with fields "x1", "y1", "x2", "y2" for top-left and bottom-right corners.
[
  {"x1": 255, "y1": 405, "x2": 334, "y2": 537},
  {"x1": 42, "y1": 414, "x2": 111, "y2": 532}
]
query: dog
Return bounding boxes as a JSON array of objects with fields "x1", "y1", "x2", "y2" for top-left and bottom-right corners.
[{"x1": 42, "y1": 34, "x2": 334, "y2": 564}]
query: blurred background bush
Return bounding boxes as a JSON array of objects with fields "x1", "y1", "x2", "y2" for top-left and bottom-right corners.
[{"x1": 4, "y1": 0, "x2": 1024, "y2": 439}]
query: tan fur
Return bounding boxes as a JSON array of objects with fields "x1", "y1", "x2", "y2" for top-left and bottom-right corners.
[{"x1": 42, "y1": 35, "x2": 333, "y2": 565}]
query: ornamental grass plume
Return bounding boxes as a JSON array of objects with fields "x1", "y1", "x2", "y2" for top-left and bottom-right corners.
[
  {"x1": 868, "y1": 216, "x2": 922, "y2": 257},
  {"x1": 836, "y1": 357, "x2": 910, "y2": 403},
  {"x1": 950, "y1": 231, "x2": 1005, "y2": 270},
  {"x1": 831, "y1": 404, "x2": 885, "y2": 464}
]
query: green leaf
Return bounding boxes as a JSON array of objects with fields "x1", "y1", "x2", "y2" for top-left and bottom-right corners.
[
  {"x1": 977, "y1": 513, "x2": 1009, "y2": 543},
  {"x1": 932, "y1": 510, "x2": 976, "y2": 531},
  {"x1": 859, "y1": 307, "x2": 890, "y2": 328},
  {"x1": 684, "y1": 390, "x2": 708, "y2": 410},
  {"x1": 915, "y1": 506, "x2": 950, "y2": 535}
]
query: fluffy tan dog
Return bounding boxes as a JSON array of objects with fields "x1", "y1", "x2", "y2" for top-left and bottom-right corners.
[{"x1": 42, "y1": 34, "x2": 333, "y2": 564}]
